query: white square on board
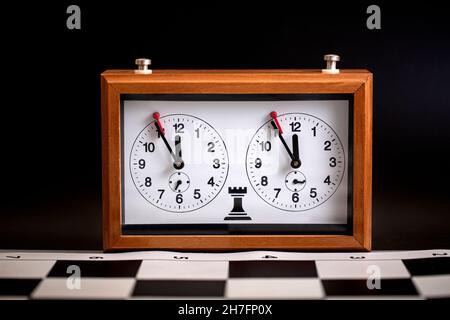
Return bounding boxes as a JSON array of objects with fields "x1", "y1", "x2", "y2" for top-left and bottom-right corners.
[
  {"x1": 31, "y1": 278, "x2": 135, "y2": 299},
  {"x1": 0, "y1": 261, "x2": 55, "y2": 279},
  {"x1": 316, "y1": 260, "x2": 410, "y2": 279},
  {"x1": 137, "y1": 260, "x2": 228, "y2": 280},
  {"x1": 226, "y1": 279, "x2": 324, "y2": 299},
  {"x1": 413, "y1": 275, "x2": 450, "y2": 299}
]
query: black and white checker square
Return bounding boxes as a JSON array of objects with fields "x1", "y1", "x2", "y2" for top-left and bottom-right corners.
[
  {"x1": 0, "y1": 250, "x2": 448, "y2": 300},
  {"x1": 404, "y1": 257, "x2": 450, "y2": 299},
  {"x1": 32, "y1": 260, "x2": 141, "y2": 299}
]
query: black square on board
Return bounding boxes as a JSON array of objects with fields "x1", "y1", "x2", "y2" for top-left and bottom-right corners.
[
  {"x1": 229, "y1": 261, "x2": 317, "y2": 278},
  {"x1": 133, "y1": 280, "x2": 226, "y2": 297},
  {"x1": 403, "y1": 258, "x2": 450, "y2": 276},
  {"x1": 47, "y1": 260, "x2": 142, "y2": 278},
  {"x1": 322, "y1": 279, "x2": 419, "y2": 296},
  {"x1": 0, "y1": 279, "x2": 41, "y2": 296}
]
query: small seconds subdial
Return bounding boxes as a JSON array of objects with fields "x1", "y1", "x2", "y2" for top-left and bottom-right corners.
[
  {"x1": 246, "y1": 112, "x2": 345, "y2": 211},
  {"x1": 130, "y1": 114, "x2": 229, "y2": 213},
  {"x1": 168, "y1": 172, "x2": 191, "y2": 193}
]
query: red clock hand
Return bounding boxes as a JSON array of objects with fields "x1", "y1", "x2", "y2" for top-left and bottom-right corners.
[
  {"x1": 153, "y1": 112, "x2": 165, "y2": 134},
  {"x1": 269, "y1": 111, "x2": 301, "y2": 169},
  {"x1": 270, "y1": 111, "x2": 283, "y2": 134},
  {"x1": 152, "y1": 112, "x2": 184, "y2": 169}
]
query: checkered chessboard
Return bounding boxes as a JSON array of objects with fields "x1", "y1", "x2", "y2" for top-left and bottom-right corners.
[{"x1": 0, "y1": 250, "x2": 449, "y2": 299}]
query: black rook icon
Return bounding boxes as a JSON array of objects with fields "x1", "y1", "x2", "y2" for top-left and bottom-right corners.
[{"x1": 224, "y1": 187, "x2": 252, "y2": 221}]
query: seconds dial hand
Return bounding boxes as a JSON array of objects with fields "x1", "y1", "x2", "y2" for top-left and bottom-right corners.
[
  {"x1": 270, "y1": 111, "x2": 301, "y2": 169},
  {"x1": 153, "y1": 112, "x2": 185, "y2": 170},
  {"x1": 174, "y1": 180, "x2": 182, "y2": 191}
]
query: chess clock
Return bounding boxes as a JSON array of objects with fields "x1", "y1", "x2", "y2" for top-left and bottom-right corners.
[{"x1": 101, "y1": 56, "x2": 372, "y2": 251}]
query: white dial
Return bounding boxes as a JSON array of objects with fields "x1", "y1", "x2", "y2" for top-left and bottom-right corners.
[
  {"x1": 130, "y1": 114, "x2": 229, "y2": 213},
  {"x1": 246, "y1": 113, "x2": 345, "y2": 211}
]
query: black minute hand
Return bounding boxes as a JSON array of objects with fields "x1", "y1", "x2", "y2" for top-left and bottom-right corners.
[
  {"x1": 153, "y1": 112, "x2": 184, "y2": 170},
  {"x1": 271, "y1": 121, "x2": 300, "y2": 168},
  {"x1": 155, "y1": 123, "x2": 175, "y2": 159}
]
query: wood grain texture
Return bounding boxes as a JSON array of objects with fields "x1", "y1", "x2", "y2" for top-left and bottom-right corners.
[
  {"x1": 101, "y1": 69, "x2": 373, "y2": 251},
  {"x1": 353, "y1": 75, "x2": 373, "y2": 251}
]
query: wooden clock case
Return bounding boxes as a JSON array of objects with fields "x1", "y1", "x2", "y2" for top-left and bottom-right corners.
[{"x1": 101, "y1": 69, "x2": 372, "y2": 251}]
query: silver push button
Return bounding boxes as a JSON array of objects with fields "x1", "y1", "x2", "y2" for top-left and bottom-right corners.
[
  {"x1": 135, "y1": 58, "x2": 152, "y2": 74},
  {"x1": 322, "y1": 54, "x2": 340, "y2": 74}
]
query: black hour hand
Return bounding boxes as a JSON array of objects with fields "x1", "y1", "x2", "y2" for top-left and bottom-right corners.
[
  {"x1": 174, "y1": 135, "x2": 184, "y2": 169},
  {"x1": 291, "y1": 134, "x2": 301, "y2": 168}
]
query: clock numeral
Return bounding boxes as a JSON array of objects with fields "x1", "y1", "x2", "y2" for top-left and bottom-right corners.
[
  {"x1": 193, "y1": 189, "x2": 201, "y2": 199},
  {"x1": 274, "y1": 188, "x2": 281, "y2": 198},
  {"x1": 261, "y1": 176, "x2": 268, "y2": 186},
  {"x1": 290, "y1": 122, "x2": 301, "y2": 132},
  {"x1": 138, "y1": 159, "x2": 146, "y2": 169},
  {"x1": 145, "y1": 177, "x2": 152, "y2": 187},
  {"x1": 324, "y1": 140, "x2": 332, "y2": 151},
  {"x1": 312, "y1": 126, "x2": 317, "y2": 137},
  {"x1": 255, "y1": 158, "x2": 262, "y2": 168},
  {"x1": 143, "y1": 142, "x2": 155, "y2": 152},
  {"x1": 173, "y1": 123, "x2": 184, "y2": 133},
  {"x1": 194, "y1": 128, "x2": 200, "y2": 138},
  {"x1": 310, "y1": 187, "x2": 317, "y2": 198},
  {"x1": 207, "y1": 142, "x2": 215, "y2": 152},
  {"x1": 213, "y1": 159, "x2": 220, "y2": 169},
  {"x1": 157, "y1": 189, "x2": 165, "y2": 199},
  {"x1": 176, "y1": 194, "x2": 183, "y2": 204},
  {"x1": 207, "y1": 177, "x2": 215, "y2": 187},
  {"x1": 329, "y1": 157, "x2": 337, "y2": 167},
  {"x1": 324, "y1": 175, "x2": 331, "y2": 185},
  {"x1": 292, "y1": 193, "x2": 299, "y2": 203},
  {"x1": 259, "y1": 141, "x2": 271, "y2": 152}
]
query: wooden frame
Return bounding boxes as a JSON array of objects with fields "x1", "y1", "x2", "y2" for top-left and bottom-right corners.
[{"x1": 101, "y1": 69, "x2": 372, "y2": 251}]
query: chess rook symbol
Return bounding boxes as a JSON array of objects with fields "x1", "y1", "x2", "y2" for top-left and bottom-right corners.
[{"x1": 224, "y1": 187, "x2": 252, "y2": 221}]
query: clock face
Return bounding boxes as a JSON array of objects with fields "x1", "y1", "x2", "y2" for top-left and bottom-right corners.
[
  {"x1": 130, "y1": 114, "x2": 229, "y2": 213},
  {"x1": 123, "y1": 97, "x2": 349, "y2": 227},
  {"x1": 246, "y1": 113, "x2": 345, "y2": 211}
]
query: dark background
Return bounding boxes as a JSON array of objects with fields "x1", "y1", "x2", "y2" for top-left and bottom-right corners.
[{"x1": 1, "y1": 1, "x2": 449, "y2": 250}]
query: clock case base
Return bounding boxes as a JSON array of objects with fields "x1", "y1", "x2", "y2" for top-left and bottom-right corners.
[{"x1": 101, "y1": 70, "x2": 372, "y2": 251}]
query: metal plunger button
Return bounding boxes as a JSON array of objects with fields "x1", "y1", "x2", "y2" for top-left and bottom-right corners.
[
  {"x1": 322, "y1": 54, "x2": 340, "y2": 74},
  {"x1": 135, "y1": 58, "x2": 152, "y2": 74}
]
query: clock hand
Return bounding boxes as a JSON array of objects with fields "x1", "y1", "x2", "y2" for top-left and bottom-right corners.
[
  {"x1": 271, "y1": 120, "x2": 294, "y2": 159},
  {"x1": 270, "y1": 111, "x2": 284, "y2": 134},
  {"x1": 152, "y1": 112, "x2": 165, "y2": 134},
  {"x1": 292, "y1": 134, "x2": 302, "y2": 168},
  {"x1": 174, "y1": 180, "x2": 182, "y2": 191},
  {"x1": 270, "y1": 112, "x2": 300, "y2": 169},
  {"x1": 174, "y1": 135, "x2": 184, "y2": 168},
  {"x1": 293, "y1": 179, "x2": 306, "y2": 184},
  {"x1": 153, "y1": 112, "x2": 184, "y2": 170}
]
